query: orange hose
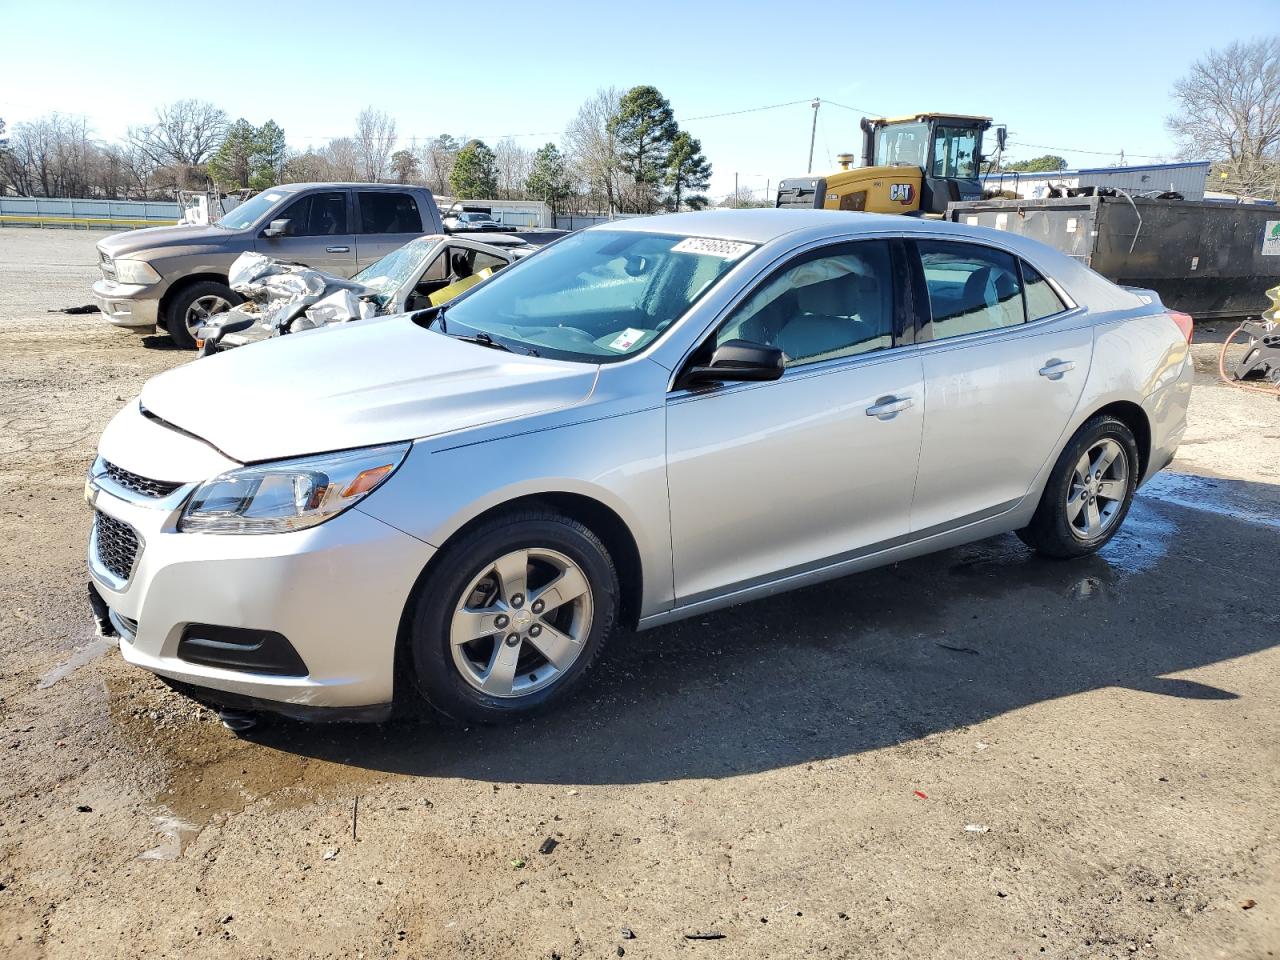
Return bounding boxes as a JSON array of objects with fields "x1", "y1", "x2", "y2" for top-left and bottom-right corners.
[{"x1": 1217, "y1": 322, "x2": 1280, "y2": 397}]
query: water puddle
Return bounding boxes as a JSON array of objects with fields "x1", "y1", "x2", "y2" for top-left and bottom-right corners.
[
  {"x1": 1139, "y1": 472, "x2": 1280, "y2": 530},
  {"x1": 137, "y1": 809, "x2": 201, "y2": 860},
  {"x1": 38, "y1": 635, "x2": 114, "y2": 688}
]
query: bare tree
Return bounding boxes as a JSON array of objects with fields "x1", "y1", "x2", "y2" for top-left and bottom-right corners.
[
  {"x1": 129, "y1": 99, "x2": 228, "y2": 189},
  {"x1": 281, "y1": 148, "x2": 336, "y2": 184},
  {"x1": 419, "y1": 134, "x2": 461, "y2": 195},
  {"x1": 1167, "y1": 36, "x2": 1280, "y2": 198},
  {"x1": 323, "y1": 137, "x2": 361, "y2": 181},
  {"x1": 354, "y1": 107, "x2": 398, "y2": 181},
  {"x1": 564, "y1": 87, "x2": 622, "y2": 213},
  {"x1": 493, "y1": 137, "x2": 531, "y2": 199}
]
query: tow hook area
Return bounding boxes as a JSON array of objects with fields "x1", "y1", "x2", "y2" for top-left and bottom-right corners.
[
  {"x1": 87, "y1": 582, "x2": 118, "y2": 638},
  {"x1": 216, "y1": 708, "x2": 261, "y2": 734}
]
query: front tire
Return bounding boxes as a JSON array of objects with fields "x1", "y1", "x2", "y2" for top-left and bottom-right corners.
[
  {"x1": 165, "y1": 280, "x2": 237, "y2": 349},
  {"x1": 408, "y1": 510, "x2": 619, "y2": 724},
  {"x1": 1016, "y1": 415, "x2": 1140, "y2": 559}
]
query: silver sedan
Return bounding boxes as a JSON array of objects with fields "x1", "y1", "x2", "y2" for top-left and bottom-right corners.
[{"x1": 85, "y1": 210, "x2": 1193, "y2": 726}]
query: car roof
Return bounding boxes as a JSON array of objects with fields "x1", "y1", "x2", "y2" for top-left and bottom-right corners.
[
  {"x1": 275, "y1": 182, "x2": 428, "y2": 193},
  {"x1": 598, "y1": 209, "x2": 1001, "y2": 245}
]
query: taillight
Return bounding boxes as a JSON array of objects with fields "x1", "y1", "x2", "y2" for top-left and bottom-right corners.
[{"x1": 1169, "y1": 311, "x2": 1194, "y2": 343}]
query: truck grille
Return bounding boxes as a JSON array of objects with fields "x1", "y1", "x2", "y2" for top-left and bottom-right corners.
[
  {"x1": 94, "y1": 511, "x2": 141, "y2": 582},
  {"x1": 102, "y1": 460, "x2": 182, "y2": 499}
]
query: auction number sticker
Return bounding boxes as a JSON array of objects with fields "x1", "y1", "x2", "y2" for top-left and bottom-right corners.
[{"x1": 672, "y1": 237, "x2": 754, "y2": 260}]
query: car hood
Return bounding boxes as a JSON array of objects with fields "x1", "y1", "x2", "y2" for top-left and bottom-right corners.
[
  {"x1": 138, "y1": 315, "x2": 599, "y2": 463},
  {"x1": 98, "y1": 224, "x2": 239, "y2": 258}
]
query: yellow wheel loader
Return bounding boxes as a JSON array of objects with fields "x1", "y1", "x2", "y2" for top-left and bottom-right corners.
[{"x1": 776, "y1": 113, "x2": 1006, "y2": 216}]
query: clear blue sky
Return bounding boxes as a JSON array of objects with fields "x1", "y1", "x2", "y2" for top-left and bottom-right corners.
[{"x1": 1, "y1": 0, "x2": 1276, "y2": 199}]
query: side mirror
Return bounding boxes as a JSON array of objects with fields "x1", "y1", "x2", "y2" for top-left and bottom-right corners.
[
  {"x1": 678, "y1": 339, "x2": 785, "y2": 390},
  {"x1": 995, "y1": 125, "x2": 1007, "y2": 152},
  {"x1": 262, "y1": 218, "x2": 293, "y2": 238}
]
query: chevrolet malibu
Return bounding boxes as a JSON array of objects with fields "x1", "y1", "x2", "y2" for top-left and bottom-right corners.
[{"x1": 85, "y1": 210, "x2": 1193, "y2": 726}]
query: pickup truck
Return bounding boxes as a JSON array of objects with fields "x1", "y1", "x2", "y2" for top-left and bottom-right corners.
[{"x1": 92, "y1": 182, "x2": 443, "y2": 348}]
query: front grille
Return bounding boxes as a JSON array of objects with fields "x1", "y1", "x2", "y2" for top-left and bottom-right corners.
[
  {"x1": 95, "y1": 511, "x2": 141, "y2": 582},
  {"x1": 102, "y1": 461, "x2": 182, "y2": 498}
]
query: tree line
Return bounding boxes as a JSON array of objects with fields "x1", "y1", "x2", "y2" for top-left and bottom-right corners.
[{"x1": 0, "y1": 85, "x2": 713, "y2": 215}]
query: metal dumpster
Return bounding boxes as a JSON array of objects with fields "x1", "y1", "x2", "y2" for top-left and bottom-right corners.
[{"x1": 948, "y1": 195, "x2": 1280, "y2": 319}]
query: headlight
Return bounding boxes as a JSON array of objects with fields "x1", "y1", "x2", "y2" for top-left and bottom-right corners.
[
  {"x1": 179, "y1": 442, "x2": 410, "y2": 534},
  {"x1": 113, "y1": 259, "x2": 163, "y2": 285}
]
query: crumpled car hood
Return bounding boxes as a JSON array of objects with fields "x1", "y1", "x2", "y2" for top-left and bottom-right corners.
[{"x1": 139, "y1": 315, "x2": 599, "y2": 463}]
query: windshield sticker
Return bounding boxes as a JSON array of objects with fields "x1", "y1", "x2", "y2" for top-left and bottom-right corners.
[
  {"x1": 671, "y1": 237, "x2": 754, "y2": 261},
  {"x1": 608, "y1": 328, "x2": 646, "y2": 351},
  {"x1": 262, "y1": 193, "x2": 283, "y2": 202}
]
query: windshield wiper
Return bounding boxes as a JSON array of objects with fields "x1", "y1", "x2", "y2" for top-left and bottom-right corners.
[{"x1": 453, "y1": 331, "x2": 513, "y2": 353}]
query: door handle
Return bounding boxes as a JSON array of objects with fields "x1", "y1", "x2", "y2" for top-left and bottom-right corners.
[
  {"x1": 326, "y1": 245, "x2": 350, "y2": 253},
  {"x1": 1038, "y1": 359, "x2": 1076, "y2": 379},
  {"x1": 865, "y1": 395, "x2": 913, "y2": 419}
]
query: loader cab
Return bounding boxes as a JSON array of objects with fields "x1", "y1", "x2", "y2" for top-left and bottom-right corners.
[
  {"x1": 776, "y1": 112, "x2": 1002, "y2": 217},
  {"x1": 862, "y1": 113, "x2": 995, "y2": 214}
]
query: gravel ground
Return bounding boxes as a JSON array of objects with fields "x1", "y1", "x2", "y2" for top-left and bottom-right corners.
[{"x1": 0, "y1": 227, "x2": 1277, "y2": 960}]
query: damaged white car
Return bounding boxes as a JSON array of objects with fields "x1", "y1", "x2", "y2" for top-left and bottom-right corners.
[{"x1": 197, "y1": 234, "x2": 531, "y2": 354}]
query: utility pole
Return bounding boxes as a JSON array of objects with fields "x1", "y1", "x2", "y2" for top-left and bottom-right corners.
[
  {"x1": 765, "y1": 178, "x2": 770, "y2": 205},
  {"x1": 734, "y1": 171, "x2": 739, "y2": 204},
  {"x1": 807, "y1": 98, "x2": 821, "y2": 173}
]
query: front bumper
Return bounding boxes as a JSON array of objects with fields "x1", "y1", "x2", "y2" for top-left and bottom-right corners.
[
  {"x1": 86, "y1": 464, "x2": 435, "y2": 713},
  {"x1": 92, "y1": 278, "x2": 161, "y2": 329}
]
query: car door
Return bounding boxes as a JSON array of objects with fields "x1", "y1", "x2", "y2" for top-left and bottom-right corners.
[
  {"x1": 255, "y1": 190, "x2": 358, "y2": 276},
  {"x1": 907, "y1": 239, "x2": 1093, "y2": 532},
  {"x1": 354, "y1": 190, "x2": 426, "y2": 269},
  {"x1": 665, "y1": 239, "x2": 926, "y2": 604}
]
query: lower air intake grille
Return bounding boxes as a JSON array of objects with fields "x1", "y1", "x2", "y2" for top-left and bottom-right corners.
[{"x1": 95, "y1": 511, "x2": 141, "y2": 582}]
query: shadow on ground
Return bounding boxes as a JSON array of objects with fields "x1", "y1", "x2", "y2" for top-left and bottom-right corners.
[{"x1": 229, "y1": 475, "x2": 1278, "y2": 785}]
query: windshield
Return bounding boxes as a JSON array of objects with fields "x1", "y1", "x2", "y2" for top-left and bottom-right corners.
[
  {"x1": 434, "y1": 229, "x2": 753, "y2": 362},
  {"x1": 354, "y1": 235, "x2": 439, "y2": 304},
  {"x1": 875, "y1": 122, "x2": 929, "y2": 168},
  {"x1": 215, "y1": 190, "x2": 288, "y2": 230},
  {"x1": 931, "y1": 125, "x2": 979, "y2": 179}
]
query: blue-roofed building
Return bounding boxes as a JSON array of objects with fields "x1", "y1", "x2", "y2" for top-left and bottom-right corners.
[{"x1": 982, "y1": 160, "x2": 1211, "y2": 200}]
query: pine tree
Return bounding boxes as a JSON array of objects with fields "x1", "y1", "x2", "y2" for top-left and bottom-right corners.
[
  {"x1": 449, "y1": 140, "x2": 498, "y2": 199},
  {"x1": 665, "y1": 131, "x2": 712, "y2": 211},
  {"x1": 610, "y1": 86, "x2": 677, "y2": 213}
]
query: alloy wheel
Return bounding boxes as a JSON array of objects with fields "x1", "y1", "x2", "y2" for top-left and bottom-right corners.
[
  {"x1": 184, "y1": 294, "x2": 232, "y2": 336},
  {"x1": 1066, "y1": 438, "x2": 1129, "y2": 540},
  {"x1": 450, "y1": 548, "x2": 593, "y2": 698}
]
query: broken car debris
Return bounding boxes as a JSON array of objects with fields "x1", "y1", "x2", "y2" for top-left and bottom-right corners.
[{"x1": 197, "y1": 234, "x2": 532, "y2": 355}]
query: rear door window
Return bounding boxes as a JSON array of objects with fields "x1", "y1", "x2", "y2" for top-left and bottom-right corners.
[
  {"x1": 358, "y1": 192, "x2": 423, "y2": 234},
  {"x1": 917, "y1": 240, "x2": 1025, "y2": 339}
]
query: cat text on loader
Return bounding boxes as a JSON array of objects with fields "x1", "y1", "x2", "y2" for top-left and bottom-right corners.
[{"x1": 776, "y1": 113, "x2": 1006, "y2": 216}]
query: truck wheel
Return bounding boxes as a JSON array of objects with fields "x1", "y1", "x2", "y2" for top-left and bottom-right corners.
[
  {"x1": 165, "y1": 281, "x2": 238, "y2": 349},
  {"x1": 408, "y1": 510, "x2": 619, "y2": 724},
  {"x1": 1016, "y1": 415, "x2": 1140, "y2": 559}
]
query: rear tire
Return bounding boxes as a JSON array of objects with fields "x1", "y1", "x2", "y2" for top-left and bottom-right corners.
[
  {"x1": 1016, "y1": 415, "x2": 1140, "y2": 559},
  {"x1": 408, "y1": 510, "x2": 619, "y2": 724},
  {"x1": 165, "y1": 280, "x2": 238, "y2": 349}
]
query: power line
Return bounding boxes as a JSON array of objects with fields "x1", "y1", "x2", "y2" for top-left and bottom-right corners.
[
  {"x1": 1008, "y1": 139, "x2": 1169, "y2": 160},
  {"x1": 821, "y1": 98, "x2": 883, "y2": 117},
  {"x1": 681, "y1": 98, "x2": 814, "y2": 122}
]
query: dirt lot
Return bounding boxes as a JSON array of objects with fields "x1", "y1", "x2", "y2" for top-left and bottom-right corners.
[{"x1": 0, "y1": 227, "x2": 1277, "y2": 960}]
